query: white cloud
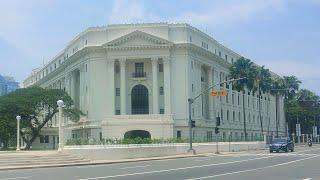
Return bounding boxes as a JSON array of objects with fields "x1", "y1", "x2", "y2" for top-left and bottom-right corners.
[{"x1": 108, "y1": 0, "x2": 162, "y2": 24}]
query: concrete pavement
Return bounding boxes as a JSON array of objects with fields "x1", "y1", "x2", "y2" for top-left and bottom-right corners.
[{"x1": 0, "y1": 145, "x2": 319, "y2": 180}]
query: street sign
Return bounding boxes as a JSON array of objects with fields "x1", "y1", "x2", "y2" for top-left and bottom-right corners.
[
  {"x1": 210, "y1": 91, "x2": 218, "y2": 96},
  {"x1": 296, "y1": 124, "x2": 301, "y2": 136},
  {"x1": 210, "y1": 90, "x2": 227, "y2": 97},
  {"x1": 219, "y1": 90, "x2": 227, "y2": 96}
]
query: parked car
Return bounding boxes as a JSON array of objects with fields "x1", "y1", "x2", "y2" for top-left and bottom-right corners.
[{"x1": 269, "y1": 138, "x2": 294, "y2": 153}]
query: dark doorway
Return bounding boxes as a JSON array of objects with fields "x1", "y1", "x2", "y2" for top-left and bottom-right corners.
[
  {"x1": 131, "y1": 84, "x2": 149, "y2": 114},
  {"x1": 124, "y1": 130, "x2": 151, "y2": 139}
]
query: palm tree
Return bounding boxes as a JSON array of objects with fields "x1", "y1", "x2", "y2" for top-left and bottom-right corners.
[
  {"x1": 229, "y1": 57, "x2": 255, "y2": 141},
  {"x1": 252, "y1": 66, "x2": 272, "y2": 136},
  {"x1": 271, "y1": 76, "x2": 301, "y2": 136}
]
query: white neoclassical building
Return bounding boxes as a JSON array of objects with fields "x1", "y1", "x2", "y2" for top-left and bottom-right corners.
[{"x1": 24, "y1": 23, "x2": 286, "y2": 148}]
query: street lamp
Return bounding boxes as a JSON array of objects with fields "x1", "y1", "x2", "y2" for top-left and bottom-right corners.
[
  {"x1": 16, "y1": 115, "x2": 21, "y2": 151},
  {"x1": 57, "y1": 100, "x2": 64, "y2": 151}
]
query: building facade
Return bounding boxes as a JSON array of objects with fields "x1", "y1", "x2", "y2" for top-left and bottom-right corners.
[
  {"x1": 0, "y1": 75, "x2": 19, "y2": 96},
  {"x1": 23, "y1": 23, "x2": 286, "y2": 148}
]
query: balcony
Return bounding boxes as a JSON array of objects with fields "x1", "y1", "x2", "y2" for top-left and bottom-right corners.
[{"x1": 132, "y1": 72, "x2": 147, "y2": 80}]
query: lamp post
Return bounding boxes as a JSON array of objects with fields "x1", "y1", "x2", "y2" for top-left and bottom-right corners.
[
  {"x1": 16, "y1": 115, "x2": 21, "y2": 151},
  {"x1": 57, "y1": 100, "x2": 64, "y2": 151}
]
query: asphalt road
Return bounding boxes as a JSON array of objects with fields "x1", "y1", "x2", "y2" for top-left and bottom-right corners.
[{"x1": 1, "y1": 145, "x2": 320, "y2": 180}]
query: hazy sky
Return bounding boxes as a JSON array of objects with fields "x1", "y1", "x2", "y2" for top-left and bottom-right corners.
[{"x1": 0, "y1": 0, "x2": 319, "y2": 94}]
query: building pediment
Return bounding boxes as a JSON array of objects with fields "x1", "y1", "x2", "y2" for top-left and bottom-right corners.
[{"x1": 103, "y1": 30, "x2": 173, "y2": 49}]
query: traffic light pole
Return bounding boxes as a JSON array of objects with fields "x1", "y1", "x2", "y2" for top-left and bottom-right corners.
[
  {"x1": 187, "y1": 77, "x2": 246, "y2": 155},
  {"x1": 188, "y1": 98, "x2": 195, "y2": 154}
]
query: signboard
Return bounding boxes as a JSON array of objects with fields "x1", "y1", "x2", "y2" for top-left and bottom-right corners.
[
  {"x1": 296, "y1": 123, "x2": 301, "y2": 136},
  {"x1": 210, "y1": 90, "x2": 228, "y2": 97}
]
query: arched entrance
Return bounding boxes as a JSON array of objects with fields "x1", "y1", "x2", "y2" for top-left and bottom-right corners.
[
  {"x1": 131, "y1": 84, "x2": 149, "y2": 114},
  {"x1": 124, "y1": 130, "x2": 151, "y2": 139}
]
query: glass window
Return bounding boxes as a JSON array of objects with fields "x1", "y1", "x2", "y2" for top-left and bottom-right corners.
[
  {"x1": 135, "y1": 63, "x2": 144, "y2": 73},
  {"x1": 159, "y1": 87, "x2": 164, "y2": 95},
  {"x1": 177, "y1": 130, "x2": 182, "y2": 138},
  {"x1": 159, "y1": 64, "x2": 163, "y2": 72},
  {"x1": 116, "y1": 88, "x2": 120, "y2": 96},
  {"x1": 116, "y1": 110, "x2": 120, "y2": 115},
  {"x1": 160, "y1": 109, "x2": 164, "y2": 114},
  {"x1": 115, "y1": 65, "x2": 120, "y2": 73}
]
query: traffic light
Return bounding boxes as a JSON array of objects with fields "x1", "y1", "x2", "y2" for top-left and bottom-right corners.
[
  {"x1": 191, "y1": 120, "x2": 196, "y2": 128},
  {"x1": 216, "y1": 117, "x2": 221, "y2": 126},
  {"x1": 215, "y1": 127, "x2": 219, "y2": 134}
]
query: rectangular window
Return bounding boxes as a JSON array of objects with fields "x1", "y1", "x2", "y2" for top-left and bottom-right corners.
[
  {"x1": 225, "y1": 55, "x2": 228, "y2": 61},
  {"x1": 221, "y1": 109, "x2": 223, "y2": 121},
  {"x1": 116, "y1": 110, "x2": 120, "y2": 115},
  {"x1": 201, "y1": 77, "x2": 204, "y2": 82},
  {"x1": 159, "y1": 87, "x2": 164, "y2": 95},
  {"x1": 219, "y1": 51, "x2": 221, "y2": 57},
  {"x1": 40, "y1": 136, "x2": 44, "y2": 143},
  {"x1": 177, "y1": 130, "x2": 182, "y2": 138},
  {"x1": 207, "y1": 131, "x2": 213, "y2": 142},
  {"x1": 189, "y1": 36, "x2": 192, "y2": 42},
  {"x1": 115, "y1": 65, "x2": 120, "y2": 73},
  {"x1": 54, "y1": 63, "x2": 56, "y2": 69},
  {"x1": 116, "y1": 88, "x2": 120, "y2": 96},
  {"x1": 59, "y1": 59, "x2": 61, "y2": 64},
  {"x1": 192, "y1": 84, "x2": 194, "y2": 92},
  {"x1": 135, "y1": 63, "x2": 144, "y2": 73},
  {"x1": 160, "y1": 109, "x2": 164, "y2": 114},
  {"x1": 233, "y1": 111, "x2": 235, "y2": 121},
  {"x1": 45, "y1": 135, "x2": 49, "y2": 143},
  {"x1": 85, "y1": 40, "x2": 87, "y2": 45},
  {"x1": 231, "y1": 58, "x2": 234, "y2": 64},
  {"x1": 159, "y1": 64, "x2": 163, "y2": 72},
  {"x1": 85, "y1": 64, "x2": 88, "y2": 72},
  {"x1": 99, "y1": 132, "x2": 102, "y2": 141},
  {"x1": 232, "y1": 94, "x2": 234, "y2": 104}
]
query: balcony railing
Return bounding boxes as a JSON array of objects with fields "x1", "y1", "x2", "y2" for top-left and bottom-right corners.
[{"x1": 132, "y1": 72, "x2": 146, "y2": 78}]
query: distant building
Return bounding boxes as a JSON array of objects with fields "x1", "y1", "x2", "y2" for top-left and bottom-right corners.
[{"x1": 0, "y1": 74, "x2": 19, "y2": 96}]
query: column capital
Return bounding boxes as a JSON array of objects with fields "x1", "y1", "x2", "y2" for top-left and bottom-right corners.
[
  {"x1": 151, "y1": 57, "x2": 158, "y2": 65},
  {"x1": 162, "y1": 56, "x2": 170, "y2": 64},
  {"x1": 119, "y1": 58, "x2": 126, "y2": 67}
]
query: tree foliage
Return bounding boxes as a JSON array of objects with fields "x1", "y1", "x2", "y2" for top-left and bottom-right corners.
[{"x1": 0, "y1": 87, "x2": 82, "y2": 149}]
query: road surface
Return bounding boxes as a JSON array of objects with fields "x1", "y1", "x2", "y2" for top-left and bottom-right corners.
[{"x1": 1, "y1": 145, "x2": 319, "y2": 180}]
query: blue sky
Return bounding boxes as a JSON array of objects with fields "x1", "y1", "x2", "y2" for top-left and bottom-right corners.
[{"x1": 0, "y1": 0, "x2": 319, "y2": 94}]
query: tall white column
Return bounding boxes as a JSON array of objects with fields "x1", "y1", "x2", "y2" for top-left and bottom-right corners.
[
  {"x1": 151, "y1": 57, "x2": 159, "y2": 114},
  {"x1": 163, "y1": 57, "x2": 171, "y2": 114},
  {"x1": 107, "y1": 59, "x2": 115, "y2": 115},
  {"x1": 119, "y1": 58, "x2": 127, "y2": 115}
]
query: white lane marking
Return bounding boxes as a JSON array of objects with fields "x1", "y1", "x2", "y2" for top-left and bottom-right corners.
[
  {"x1": 1, "y1": 176, "x2": 32, "y2": 180},
  {"x1": 303, "y1": 178, "x2": 312, "y2": 180},
  {"x1": 120, "y1": 165, "x2": 150, "y2": 169},
  {"x1": 77, "y1": 156, "x2": 270, "y2": 180},
  {"x1": 187, "y1": 155, "x2": 319, "y2": 180}
]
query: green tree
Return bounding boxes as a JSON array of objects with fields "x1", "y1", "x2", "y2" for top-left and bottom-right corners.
[
  {"x1": 229, "y1": 57, "x2": 256, "y2": 140},
  {"x1": 0, "y1": 87, "x2": 82, "y2": 150}
]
